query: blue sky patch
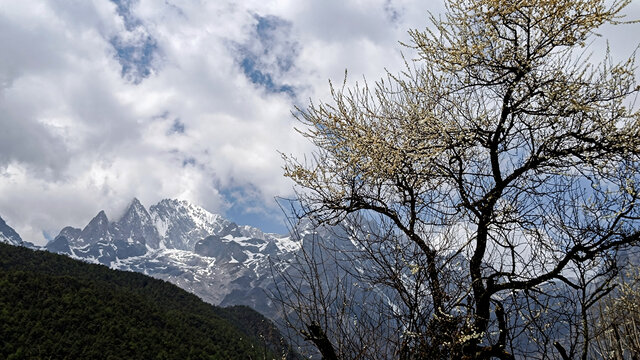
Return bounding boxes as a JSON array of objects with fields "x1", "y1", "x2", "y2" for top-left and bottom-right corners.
[
  {"x1": 110, "y1": 35, "x2": 157, "y2": 83},
  {"x1": 109, "y1": 0, "x2": 158, "y2": 83},
  {"x1": 110, "y1": 0, "x2": 142, "y2": 30},
  {"x1": 221, "y1": 184, "x2": 287, "y2": 235},
  {"x1": 169, "y1": 118, "x2": 185, "y2": 134},
  {"x1": 234, "y1": 14, "x2": 298, "y2": 96},
  {"x1": 239, "y1": 56, "x2": 295, "y2": 96}
]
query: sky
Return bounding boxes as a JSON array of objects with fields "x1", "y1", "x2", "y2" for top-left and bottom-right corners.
[{"x1": 1, "y1": 0, "x2": 639, "y2": 246}]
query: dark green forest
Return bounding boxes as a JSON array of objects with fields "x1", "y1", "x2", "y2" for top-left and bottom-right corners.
[{"x1": 0, "y1": 242, "x2": 295, "y2": 359}]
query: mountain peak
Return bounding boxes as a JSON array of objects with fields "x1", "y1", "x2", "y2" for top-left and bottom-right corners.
[
  {"x1": 115, "y1": 198, "x2": 160, "y2": 250},
  {"x1": 77, "y1": 210, "x2": 111, "y2": 246},
  {"x1": 157, "y1": 198, "x2": 179, "y2": 206},
  {"x1": 131, "y1": 197, "x2": 143, "y2": 207},
  {"x1": 150, "y1": 198, "x2": 228, "y2": 250},
  {"x1": 121, "y1": 198, "x2": 149, "y2": 221},
  {"x1": 0, "y1": 215, "x2": 23, "y2": 246},
  {"x1": 51, "y1": 198, "x2": 281, "y2": 260},
  {"x1": 92, "y1": 210, "x2": 109, "y2": 225}
]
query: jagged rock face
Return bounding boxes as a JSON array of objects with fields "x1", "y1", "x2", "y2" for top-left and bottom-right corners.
[
  {"x1": 45, "y1": 226, "x2": 82, "y2": 254},
  {"x1": 78, "y1": 211, "x2": 111, "y2": 246},
  {"x1": 150, "y1": 199, "x2": 230, "y2": 250},
  {"x1": 113, "y1": 198, "x2": 161, "y2": 250},
  {"x1": 0, "y1": 216, "x2": 23, "y2": 246},
  {"x1": 58, "y1": 226, "x2": 82, "y2": 242},
  {"x1": 52, "y1": 198, "x2": 265, "y2": 262},
  {"x1": 52, "y1": 203, "x2": 150, "y2": 263},
  {"x1": 195, "y1": 235, "x2": 250, "y2": 263}
]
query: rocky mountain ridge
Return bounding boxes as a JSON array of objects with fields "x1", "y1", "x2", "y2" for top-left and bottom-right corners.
[
  {"x1": 42, "y1": 198, "x2": 300, "y2": 315},
  {"x1": 0, "y1": 215, "x2": 37, "y2": 249},
  {"x1": 0, "y1": 215, "x2": 23, "y2": 246}
]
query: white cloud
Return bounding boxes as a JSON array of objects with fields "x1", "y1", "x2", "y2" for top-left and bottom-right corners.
[{"x1": 0, "y1": 0, "x2": 638, "y2": 245}]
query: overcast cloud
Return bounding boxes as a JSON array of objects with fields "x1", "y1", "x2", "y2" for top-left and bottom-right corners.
[{"x1": 0, "y1": 0, "x2": 638, "y2": 245}]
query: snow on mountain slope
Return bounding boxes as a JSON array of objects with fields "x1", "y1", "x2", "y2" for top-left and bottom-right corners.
[
  {"x1": 0, "y1": 215, "x2": 23, "y2": 246},
  {"x1": 150, "y1": 199, "x2": 229, "y2": 250}
]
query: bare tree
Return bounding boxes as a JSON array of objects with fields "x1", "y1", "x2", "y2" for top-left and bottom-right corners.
[
  {"x1": 277, "y1": 0, "x2": 640, "y2": 358},
  {"x1": 590, "y1": 259, "x2": 640, "y2": 359}
]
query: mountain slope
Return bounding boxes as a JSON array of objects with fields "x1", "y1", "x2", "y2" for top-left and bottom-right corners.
[
  {"x1": 0, "y1": 242, "x2": 297, "y2": 360},
  {"x1": 0, "y1": 215, "x2": 23, "y2": 246}
]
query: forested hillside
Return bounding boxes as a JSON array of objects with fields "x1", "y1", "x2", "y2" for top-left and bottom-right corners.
[{"x1": 0, "y1": 242, "x2": 295, "y2": 359}]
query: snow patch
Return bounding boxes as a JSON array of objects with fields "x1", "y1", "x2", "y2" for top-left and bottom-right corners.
[
  {"x1": 275, "y1": 236, "x2": 301, "y2": 252},
  {"x1": 155, "y1": 217, "x2": 169, "y2": 238}
]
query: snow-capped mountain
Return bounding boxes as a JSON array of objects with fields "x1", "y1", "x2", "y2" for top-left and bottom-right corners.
[
  {"x1": 0, "y1": 215, "x2": 23, "y2": 246},
  {"x1": 44, "y1": 198, "x2": 301, "y2": 316},
  {"x1": 151, "y1": 199, "x2": 228, "y2": 250}
]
